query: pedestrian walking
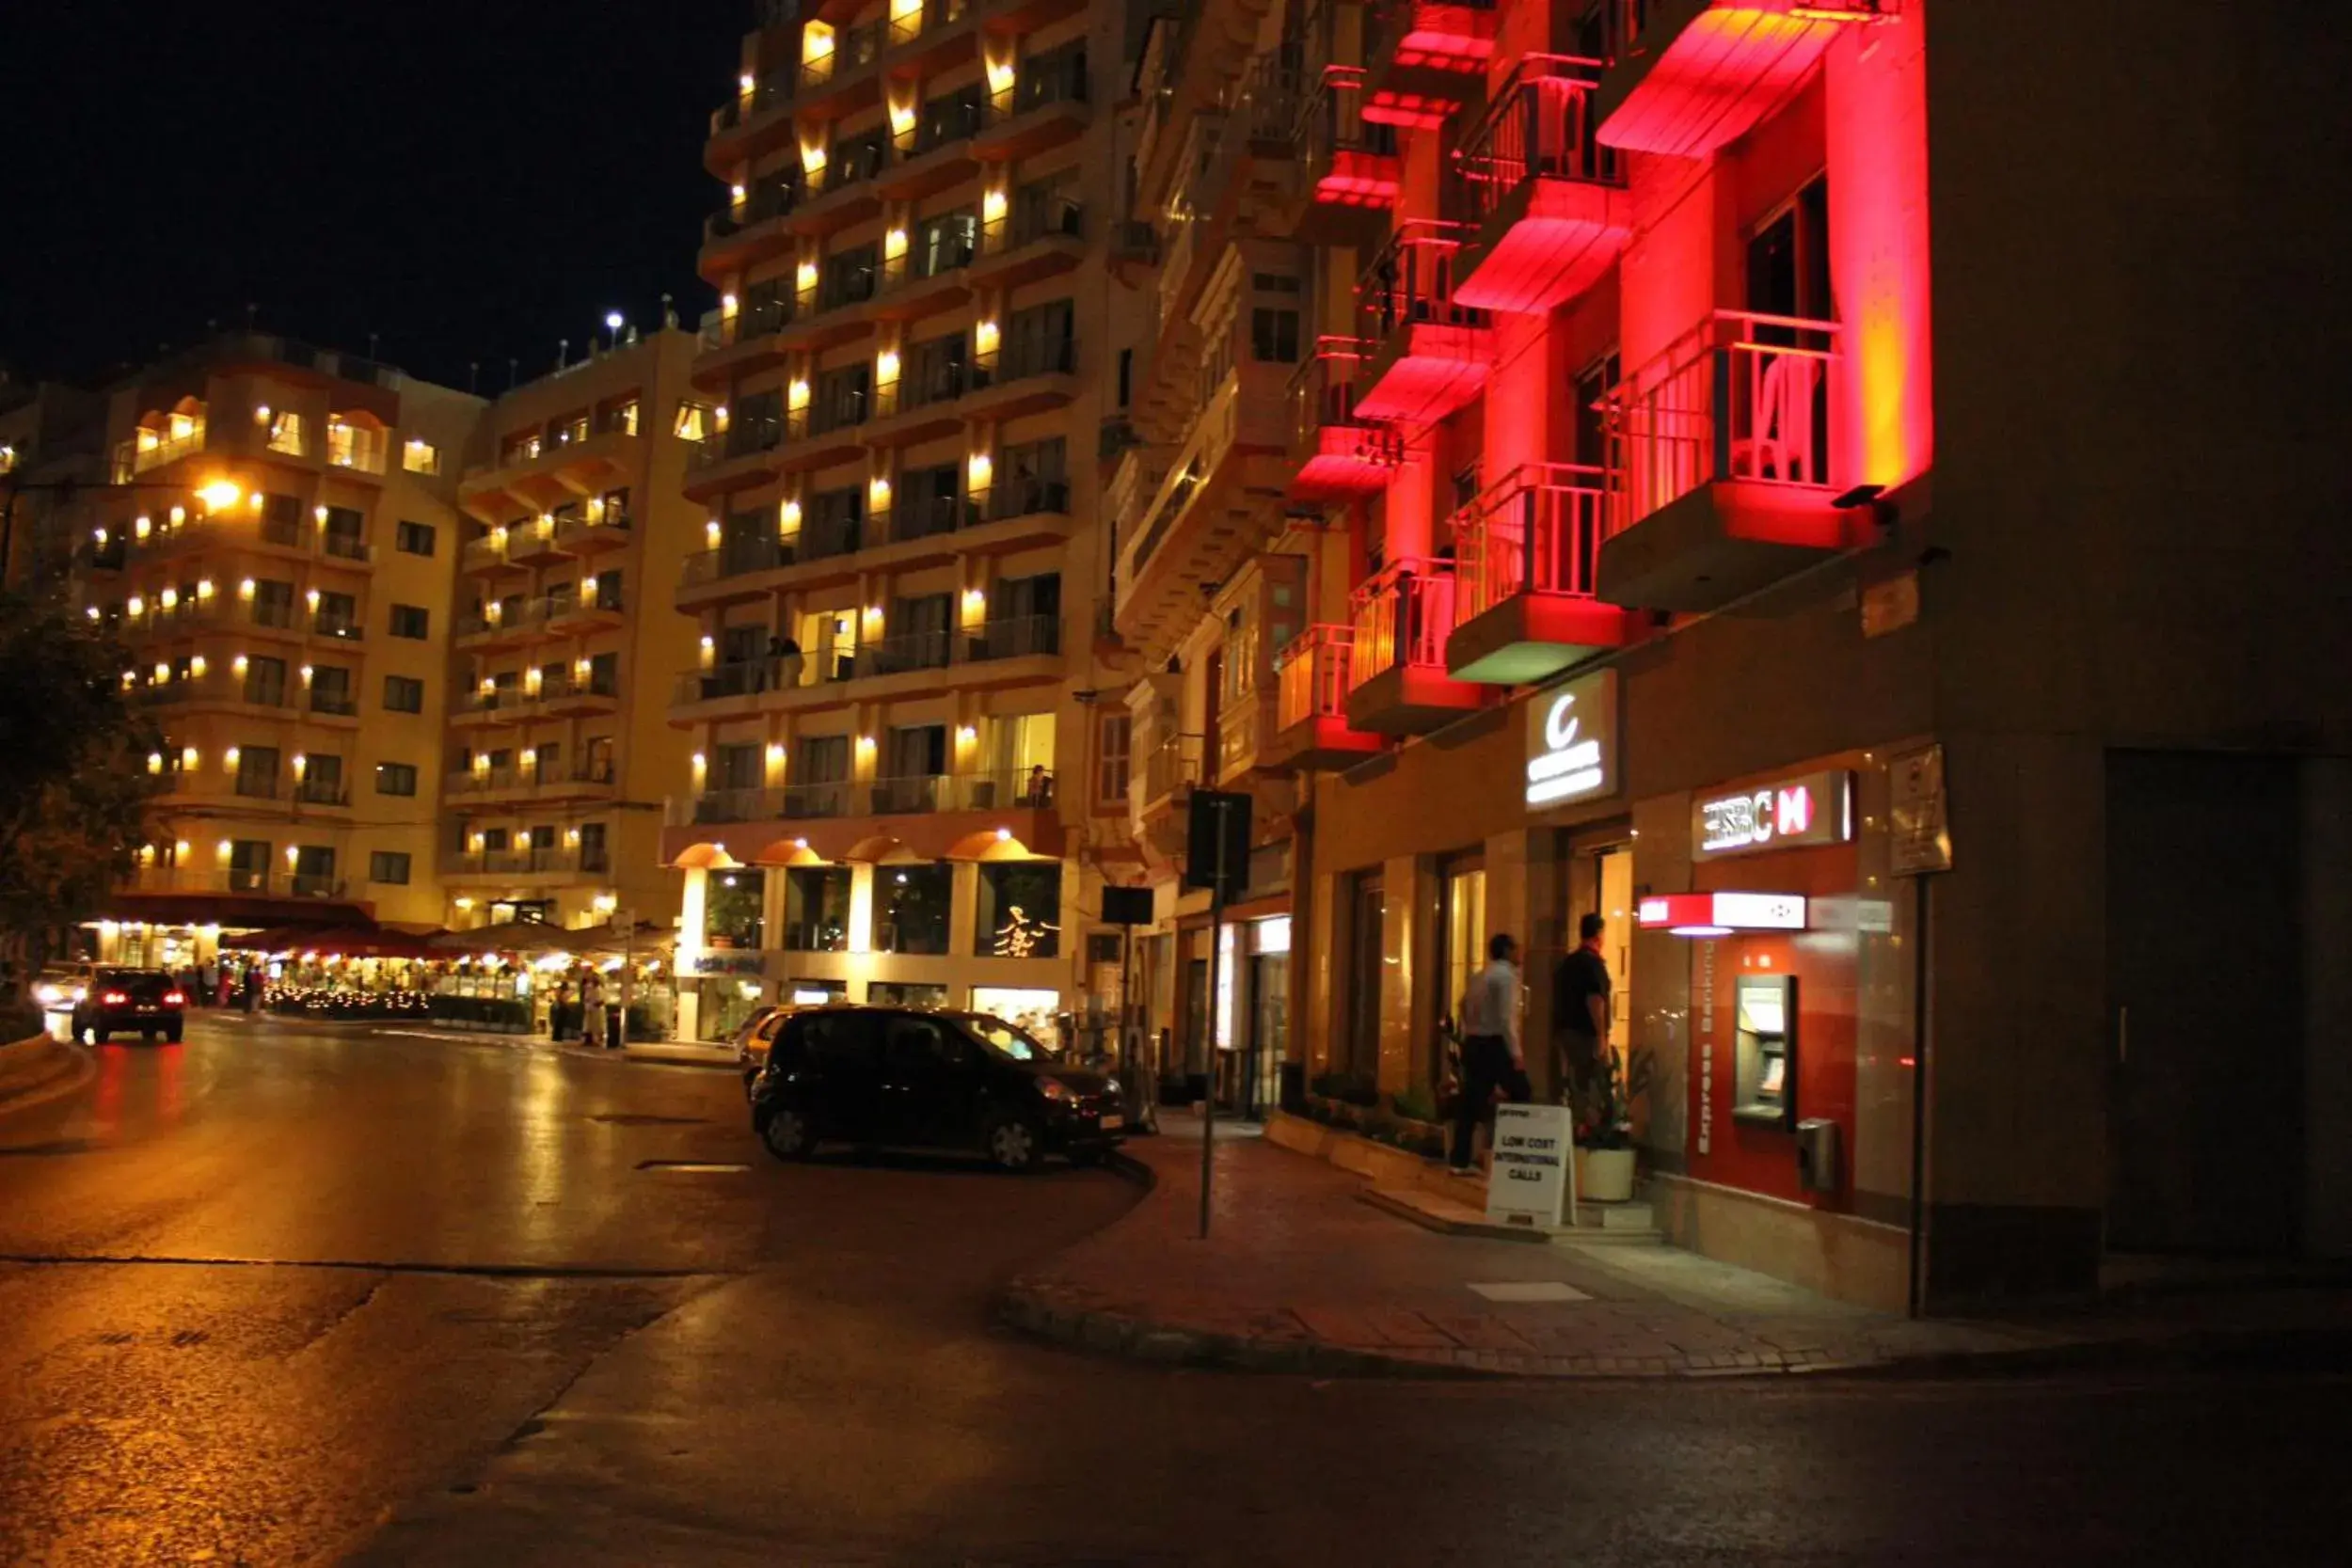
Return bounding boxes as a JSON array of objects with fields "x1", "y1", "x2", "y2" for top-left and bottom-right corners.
[
  {"x1": 1554, "y1": 911, "x2": 1614, "y2": 1137},
  {"x1": 1450, "y1": 931, "x2": 1531, "y2": 1171},
  {"x1": 580, "y1": 969, "x2": 607, "y2": 1049},
  {"x1": 242, "y1": 965, "x2": 262, "y2": 1013}
]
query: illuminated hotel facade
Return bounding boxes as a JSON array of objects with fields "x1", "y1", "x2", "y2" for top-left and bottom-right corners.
[
  {"x1": 656, "y1": 0, "x2": 1143, "y2": 1042},
  {"x1": 1116, "y1": 0, "x2": 2352, "y2": 1308}
]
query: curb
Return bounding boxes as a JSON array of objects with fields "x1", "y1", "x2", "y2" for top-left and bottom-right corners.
[
  {"x1": 993, "y1": 1287, "x2": 1500, "y2": 1379},
  {"x1": 0, "y1": 1037, "x2": 95, "y2": 1121}
]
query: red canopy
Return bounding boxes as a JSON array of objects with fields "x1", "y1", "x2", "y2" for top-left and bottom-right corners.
[{"x1": 231, "y1": 925, "x2": 442, "y2": 960}]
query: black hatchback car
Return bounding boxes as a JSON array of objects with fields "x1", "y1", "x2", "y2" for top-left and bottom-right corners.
[
  {"x1": 70, "y1": 969, "x2": 186, "y2": 1044},
  {"x1": 751, "y1": 1006, "x2": 1124, "y2": 1172}
]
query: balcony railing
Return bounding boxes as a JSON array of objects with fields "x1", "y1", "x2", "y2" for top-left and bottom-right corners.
[
  {"x1": 1276, "y1": 624, "x2": 1357, "y2": 732},
  {"x1": 1609, "y1": 309, "x2": 1840, "y2": 527},
  {"x1": 887, "y1": 0, "x2": 967, "y2": 49},
  {"x1": 860, "y1": 626, "x2": 954, "y2": 677},
  {"x1": 975, "y1": 477, "x2": 1070, "y2": 523},
  {"x1": 1288, "y1": 336, "x2": 1399, "y2": 460},
  {"x1": 716, "y1": 67, "x2": 794, "y2": 131},
  {"x1": 693, "y1": 411, "x2": 787, "y2": 467},
  {"x1": 1348, "y1": 559, "x2": 1457, "y2": 689},
  {"x1": 670, "y1": 612, "x2": 1059, "y2": 708},
  {"x1": 309, "y1": 689, "x2": 358, "y2": 718},
  {"x1": 1451, "y1": 463, "x2": 1610, "y2": 624},
  {"x1": 1142, "y1": 732, "x2": 1203, "y2": 805},
  {"x1": 1453, "y1": 55, "x2": 1620, "y2": 230},
  {"x1": 293, "y1": 776, "x2": 352, "y2": 807},
  {"x1": 965, "y1": 612, "x2": 1060, "y2": 662},
  {"x1": 1357, "y1": 220, "x2": 1486, "y2": 349},
  {"x1": 453, "y1": 848, "x2": 582, "y2": 878},
  {"x1": 799, "y1": 18, "x2": 883, "y2": 91},
  {"x1": 1298, "y1": 65, "x2": 1399, "y2": 203},
  {"x1": 977, "y1": 333, "x2": 1075, "y2": 388}
]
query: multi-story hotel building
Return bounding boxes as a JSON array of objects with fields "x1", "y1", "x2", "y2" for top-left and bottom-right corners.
[
  {"x1": 1120, "y1": 0, "x2": 2351, "y2": 1310},
  {"x1": 75, "y1": 334, "x2": 484, "y2": 959},
  {"x1": 655, "y1": 0, "x2": 1142, "y2": 1042},
  {"x1": 443, "y1": 328, "x2": 707, "y2": 936}
]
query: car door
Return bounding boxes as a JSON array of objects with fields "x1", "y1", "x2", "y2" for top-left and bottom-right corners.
[
  {"x1": 799, "y1": 1010, "x2": 882, "y2": 1142},
  {"x1": 879, "y1": 1014, "x2": 985, "y2": 1149}
]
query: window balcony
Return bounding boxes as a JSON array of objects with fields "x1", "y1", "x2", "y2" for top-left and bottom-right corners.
[
  {"x1": 866, "y1": 354, "x2": 971, "y2": 448},
  {"x1": 699, "y1": 180, "x2": 804, "y2": 276},
  {"x1": 682, "y1": 412, "x2": 787, "y2": 501},
  {"x1": 503, "y1": 515, "x2": 567, "y2": 566},
  {"x1": 554, "y1": 508, "x2": 631, "y2": 556},
  {"x1": 1286, "y1": 336, "x2": 1404, "y2": 504},
  {"x1": 1451, "y1": 55, "x2": 1630, "y2": 315},
  {"x1": 536, "y1": 669, "x2": 622, "y2": 720},
  {"x1": 870, "y1": 230, "x2": 977, "y2": 324},
  {"x1": 793, "y1": 16, "x2": 885, "y2": 110},
  {"x1": 774, "y1": 390, "x2": 869, "y2": 473},
  {"x1": 134, "y1": 670, "x2": 297, "y2": 715},
  {"x1": 785, "y1": 146, "x2": 889, "y2": 240},
  {"x1": 546, "y1": 588, "x2": 625, "y2": 636},
  {"x1": 966, "y1": 199, "x2": 1087, "y2": 292},
  {"x1": 706, "y1": 67, "x2": 798, "y2": 177},
  {"x1": 1360, "y1": 0, "x2": 1498, "y2": 129},
  {"x1": 1267, "y1": 625, "x2": 1386, "y2": 771},
  {"x1": 450, "y1": 688, "x2": 521, "y2": 728},
  {"x1": 1596, "y1": 0, "x2": 1881, "y2": 160},
  {"x1": 1446, "y1": 463, "x2": 1636, "y2": 684},
  {"x1": 1295, "y1": 66, "x2": 1402, "y2": 238},
  {"x1": 962, "y1": 334, "x2": 1077, "y2": 422},
  {"x1": 446, "y1": 848, "x2": 586, "y2": 883},
  {"x1": 976, "y1": 53, "x2": 1092, "y2": 163},
  {"x1": 1343, "y1": 560, "x2": 1484, "y2": 734},
  {"x1": 693, "y1": 293, "x2": 800, "y2": 389},
  {"x1": 884, "y1": 0, "x2": 978, "y2": 75},
  {"x1": 1352, "y1": 221, "x2": 1493, "y2": 424},
  {"x1": 293, "y1": 776, "x2": 353, "y2": 810},
  {"x1": 535, "y1": 755, "x2": 621, "y2": 803},
  {"x1": 1596, "y1": 309, "x2": 1851, "y2": 612},
  {"x1": 1137, "y1": 731, "x2": 1203, "y2": 822},
  {"x1": 454, "y1": 596, "x2": 548, "y2": 651}
]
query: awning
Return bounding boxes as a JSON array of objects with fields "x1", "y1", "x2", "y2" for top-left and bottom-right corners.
[{"x1": 227, "y1": 924, "x2": 445, "y2": 959}]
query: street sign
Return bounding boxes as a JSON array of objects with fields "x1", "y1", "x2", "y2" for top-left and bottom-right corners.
[
  {"x1": 1486, "y1": 1103, "x2": 1575, "y2": 1227},
  {"x1": 1184, "y1": 790, "x2": 1252, "y2": 899}
]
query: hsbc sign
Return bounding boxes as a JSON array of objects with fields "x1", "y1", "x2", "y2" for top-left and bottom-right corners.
[{"x1": 1694, "y1": 769, "x2": 1854, "y2": 858}]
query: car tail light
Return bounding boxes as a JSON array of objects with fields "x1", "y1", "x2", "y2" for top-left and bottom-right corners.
[
  {"x1": 163, "y1": 990, "x2": 186, "y2": 1006},
  {"x1": 101, "y1": 990, "x2": 129, "y2": 1006}
]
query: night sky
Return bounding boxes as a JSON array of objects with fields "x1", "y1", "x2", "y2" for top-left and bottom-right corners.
[{"x1": 1, "y1": 3, "x2": 745, "y2": 394}]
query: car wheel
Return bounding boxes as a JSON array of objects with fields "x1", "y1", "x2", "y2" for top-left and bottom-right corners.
[
  {"x1": 759, "y1": 1107, "x2": 818, "y2": 1162},
  {"x1": 92, "y1": 1029, "x2": 109, "y2": 1045},
  {"x1": 984, "y1": 1110, "x2": 1043, "y2": 1174},
  {"x1": 165, "y1": 1024, "x2": 183, "y2": 1044}
]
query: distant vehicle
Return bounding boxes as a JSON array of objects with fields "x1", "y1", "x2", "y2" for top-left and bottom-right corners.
[
  {"x1": 69, "y1": 969, "x2": 186, "y2": 1045},
  {"x1": 32, "y1": 964, "x2": 97, "y2": 1014},
  {"x1": 750, "y1": 1006, "x2": 1123, "y2": 1172}
]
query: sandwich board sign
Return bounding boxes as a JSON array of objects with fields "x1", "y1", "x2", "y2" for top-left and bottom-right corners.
[{"x1": 1486, "y1": 1103, "x2": 1575, "y2": 1227}]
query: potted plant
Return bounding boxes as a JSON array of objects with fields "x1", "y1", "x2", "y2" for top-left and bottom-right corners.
[{"x1": 1576, "y1": 1046, "x2": 1652, "y2": 1204}]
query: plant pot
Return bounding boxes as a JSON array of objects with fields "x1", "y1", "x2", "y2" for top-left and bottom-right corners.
[{"x1": 1578, "y1": 1147, "x2": 1637, "y2": 1204}]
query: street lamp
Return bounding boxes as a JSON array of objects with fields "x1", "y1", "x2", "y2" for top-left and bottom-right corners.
[
  {"x1": 604, "y1": 311, "x2": 625, "y2": 349},
  {"x1": 197, "y1": 480, "x2": 243, "y2": 512}
]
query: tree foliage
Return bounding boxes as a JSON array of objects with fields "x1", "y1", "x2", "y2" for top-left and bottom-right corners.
[{"x1": 0, "y1": 592, "x2": 161, "y2": 981}]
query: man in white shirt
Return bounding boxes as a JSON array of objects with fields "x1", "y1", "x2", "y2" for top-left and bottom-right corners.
[{"x1": 1450, "y1": 931, "x2": 1532, "y2": 1171}]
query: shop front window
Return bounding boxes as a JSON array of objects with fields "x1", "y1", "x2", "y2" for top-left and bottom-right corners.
[
  {"x1": 707, "y1": 870, "x2": 765, "y2": 951},
  {"x1": 1342, "y1": 870, "x2": 1384, "y2": 1081},
  {"x1": 868, "y1": 980, "x2": 950, "y2": 1008},
  {"x1": 877, "y1": 863, "x2": 953, "y2": 955},
  {"x1": 975, "y1": 862, "x2": 1060, "y2": 958},
  {"x1": 786, "y1": 865, "x2": 851, "y2": 951},
  {"x1": 1438, "y1": 854, "x2": 1486, "y2": 1080}
]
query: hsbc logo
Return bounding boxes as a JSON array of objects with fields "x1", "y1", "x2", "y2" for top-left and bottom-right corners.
[{"x1": 1695, "y1": 770, "x2": 1854, "y2": 858}]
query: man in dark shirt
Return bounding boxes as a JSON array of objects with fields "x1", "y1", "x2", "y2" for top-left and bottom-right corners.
[{"x1": 1554, "y1": 911, "x2": 1613, "y2": 1135}]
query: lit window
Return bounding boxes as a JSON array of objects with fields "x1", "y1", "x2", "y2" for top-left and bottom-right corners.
[
  {"x1": 326, "y1": 417, "x2": 387, "y2": 473},
  {"x1": 266, "y1": 410, "x2": 307, "y2": 455},
  {"x1": 402, "y1": 436, "x2": 441, "y2": 475},
  {"x1": 612, "y1": 400, "x2": 640, "y2": 437},
  {"x1": 674, "y1": 401, "x2": 713, "y2": 441},
  {"x1": 0, "y1": 444, "x2": 16, "y2": 475}
]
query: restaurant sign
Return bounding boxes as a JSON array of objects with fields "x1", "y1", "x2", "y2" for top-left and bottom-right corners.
[{"x1": 1525, "y1": 668, "x2": 1620, "y2": 809}]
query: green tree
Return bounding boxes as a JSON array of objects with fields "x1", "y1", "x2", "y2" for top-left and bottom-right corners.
[{"x1": 0, "y1": 591, "x2": 161, "y2": 987}]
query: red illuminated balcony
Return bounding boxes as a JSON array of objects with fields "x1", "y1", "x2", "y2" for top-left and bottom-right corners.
[
  {"x1": 1596, "y1": 0, "x2": 1885, "y2": 160},
  {"x1": 1286, "y1": 338, "x2": 1404, "y2": 504},
  {"x1": 1296, "y1": 67, "x2": 1401, "y2": 233},
  {"x1": 1353, "y1": 223, "x2": 1493, "y2": 424},
  {"x1": 1343, "y1": 560, "x2": 1485, "y2": 735},
  {"x1": 1597, "y1": 309, "x2": 1854, "y2": 611},
  {"x1": 1360, "y1": 0, "x2": 1499, "y2": 129},
  {"x1": 1266, "y1": 625, "x2": 1384, "y2": 771},
  {"x1": 1447, "y1": 463, "x2": 1636, "y2": 684},
  {"x1": 1452, "y1": 56, "x2": 1630, "y2": 314}
]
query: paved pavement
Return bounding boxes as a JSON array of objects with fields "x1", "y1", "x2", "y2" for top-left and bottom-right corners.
[{"x1": 1001, "y1": 1116, "x2": 2352, "y2": 1379}]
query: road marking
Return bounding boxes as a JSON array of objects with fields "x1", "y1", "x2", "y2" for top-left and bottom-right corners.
[
  {"x1": 1466, "y1": 1281, "x2": 1591, "y2": 1303},
  {"x1": 634, "y1": 1160, "x2": 750, "y2": 1174}
]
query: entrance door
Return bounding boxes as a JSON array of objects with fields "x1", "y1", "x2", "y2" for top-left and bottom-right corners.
[
  {"x1": 1183, "y1": 957, "x2": 1210, "y2": 1091},
  {"x1": 2105, "y1": 751, "x2": 2303, "y2": 1255},
  {"x1": 1346, "y1": 872, "x2": 1385, "y2": 1079},
  {"x1": 1249, "y1": 954, "x2": 1288, "y2": 1116}
]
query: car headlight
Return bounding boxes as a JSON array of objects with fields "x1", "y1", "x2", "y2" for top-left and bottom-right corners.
[
  {"x1": 1103, "y1": 1077, "x2": 1121, "y2": 1099},
  {"x1": 1038, "y1": 1078, "x2": 1074, "y2": 1103},
  {"x1": 35, "y1": 984, "x2": 61, "y2": 1006}
]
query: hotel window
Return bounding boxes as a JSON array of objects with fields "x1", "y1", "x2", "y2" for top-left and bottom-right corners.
[
  {"x1": 313, "y1": 589, "x2": 358, "y2": 638},
  {"x1": 579, "y1": 822, "x2": 610, "y2": 873},
  {"x1": 1437, "y1": 853, "x2": 1488, "y2": 1076},
  {"x1": 402, "y1": 436, "x2": 440, "y2": 475},
  {"x1": 554, "y1": 413, "x2": 589, "y2": 447},
  {"x1": 310, "y1": 664, "x2": 355, "y2": 716},
  {"x1": 382, "y1": 673, "x2": 423, "y2": 713},
  {"x1": 673, "y1": 401, "x2": 714, "y2": 441},
  {"x1": 326, "y1": 417, "x2": 386, "y2": 473},
  {"x1": 389, "y1": 604, "x2": 429, "y2": 640},
  {"x1": 501, "y1": 430, "x2": 542, "y2": 464},
  {"x1": 266, "y1": 410, "x2": 307, "y2": 454},
  {"x1": 604, "y1": 398, "x2": 639, "y2": 436},
  {"x1": 786, "y1": 866, "x2": 851, "y2": 952},
  {"x1": 878, "y1": 864, "x2": 954, "y2": 956},
  {"x1": 395, "y1": 519, "x2": 436, "y2": 556},
  {"x1": 369, "y1": 850, "x2": 411, "y2": 885},
  {"x1": 1250, "y1": 307, "x2": 1300, "y2": 364},
  {"x1": 1096, "y1": 713, "x2": 1130, "y2": 804},
  {"x1": 375, "y1": 762, "x2": 419, "y2": 797},
  {"x1": 975, "y1": 862, "x2": 1060, "y2": 958}
]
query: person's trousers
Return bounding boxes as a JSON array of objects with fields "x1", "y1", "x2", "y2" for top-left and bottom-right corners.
[
  {"x1": 1451, "y1": 1033, "x2": 1531, "y2": 1168},
  {"x1": 1560, "y1": 1032, "x2": 1608, "y2": 1132}
]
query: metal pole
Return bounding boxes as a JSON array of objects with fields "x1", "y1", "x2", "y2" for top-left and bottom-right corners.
[{"x1": 1200, "y1": 799, "x2": 1231, "y2": 1241}]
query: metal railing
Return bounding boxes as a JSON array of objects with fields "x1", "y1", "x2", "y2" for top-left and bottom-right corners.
[
  {"x1": 693, "y1": 410, "x2": 787, "y2": 467},
  {"x1": 1348, "y1": 559, "x2": 1458, "y2": 689},
  {"x1": 887, "y1": 0, "x2": 967, "y2": 49},
  {"x1": 1298, "y1": 65, "x2": 1397, "y2": 191},
  {"x1": 670, "y1": 612, "x2": 1058, "y2": 707},
  {"x1": 1357, "y1": 220, "x2": 1488, "y2": 349},
  {"x1": 1142, "y1": 732, "x2": 1203, "y2": 804},
  {"x1": 1276, "y1": 624, "x2": 1356, "y2": 731},
  {"x1": 294, "y1": 776, "x2": 352, "y2": 807},
  {"x1": 977, "y1": 333, "x2": 1075, "y2": 388},
  {"x1": 309, "y1": 689, "x2": 358, "y2": 718},
  {"x1": 1288, "y1": 335, "x2": 1393, "y2": 451},
  {"x1": 1451, "y1": 462, "x2": 1610, "y2": 623},
  {"x1": 716, "y1": 67, "x2": 794, "y2": 131},
  {"x1": 1453, "y1": 55, "x2": 1620, "y2": 230},
  {"x1": 1608, "y1": 309, "x2": 1840, "y2": 528},
  {"x1": 453, "y1": 848, "x2": 582, "y2": 878},
  {"x1": 798, "y1": 17, "x2": 883, "y2": 90},
  {"x1": 975, "y1": 477, "x2": 1070, "y2": 522},
  {"x1": 964, "y1": 612, "x2": 1059, "y2": 661}
]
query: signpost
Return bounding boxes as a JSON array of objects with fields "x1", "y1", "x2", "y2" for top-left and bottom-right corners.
[
  {"x1": 1184, "y1": 789, "x2": 1253, "y2": 1240},
  {"x1": 1486, "y1": 1102, "x2": 1576, "y2": 1228}
]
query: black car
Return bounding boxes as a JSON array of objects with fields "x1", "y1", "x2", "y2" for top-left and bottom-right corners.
[
  {"x1": 751, "y1": 1006, "x2": 1124, "y2": 1172},
  {"x1": 71, "y1": 969, "x2": 186, "y2": 1044}
]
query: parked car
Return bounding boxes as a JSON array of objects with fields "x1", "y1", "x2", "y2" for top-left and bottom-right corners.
[
  {"x1": 750, "y1": 1006, "x2": 1124, "y2": 1172},
  {"x1": 69, "y1": 969, "x2": 186, "y2": 1044}
]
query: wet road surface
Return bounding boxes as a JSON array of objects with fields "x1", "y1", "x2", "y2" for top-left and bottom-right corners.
[{"x1": 3, "y1": 1015, "x2": 2346, "y2": 1565}]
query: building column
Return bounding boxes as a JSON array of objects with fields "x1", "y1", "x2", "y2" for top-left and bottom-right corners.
[{"x1": 675, "y1": 864, "x2": 709, "y2": 1041}]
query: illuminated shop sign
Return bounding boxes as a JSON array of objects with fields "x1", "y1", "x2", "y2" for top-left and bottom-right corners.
[
  {"x1": 1525, "y1": 668, "x2": 1620, "y2": 809},
  {"x1": 1693, "y1": 769, "x2": 1853, "y2": 857},
  {"x1": 1636, "y1": 892, "x2": 1809, "y2": 938}
]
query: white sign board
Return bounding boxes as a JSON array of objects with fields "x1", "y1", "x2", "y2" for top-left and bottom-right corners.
[
  {"x1": 1486, "y1": 1103, "x2": 1575, "y2": 1227},
  {"x1": 1524, "y1": 668, "x2": 1620, "y2": 809}
]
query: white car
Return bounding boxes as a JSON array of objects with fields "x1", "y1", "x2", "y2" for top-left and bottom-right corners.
[{"x1": 33, "y1": 965, "x2": 96, "y2": 1013}]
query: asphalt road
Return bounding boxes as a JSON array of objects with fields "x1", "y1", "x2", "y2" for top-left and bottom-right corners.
[{"x1": 2, "y1": 1015, "x2": 2346, "y2": 1567}]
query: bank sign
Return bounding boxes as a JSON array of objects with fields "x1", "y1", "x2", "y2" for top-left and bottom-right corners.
[
  {"x1": 1693, "y1": 768, "x2": 1854, "y2": 858},
  {"x1": 1525, "y1": 668, "x2": 1620, "y2": 809}
]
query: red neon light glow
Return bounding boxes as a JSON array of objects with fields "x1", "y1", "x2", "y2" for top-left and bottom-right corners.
[
  {"x1": 1454, "y1": 185, "x2": 1631, "y2": 314},
  {"x1": 1597, "y1": 8, "x2": 1849, "y2": 160}
]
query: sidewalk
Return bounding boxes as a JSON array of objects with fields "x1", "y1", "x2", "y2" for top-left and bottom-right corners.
[
  {"x1": 221, "y1": 1010, "x2": 739, "y2": 1069},
  {"x1": 999, "y1": 1116, "x2": 2352, "y2": 1379}
]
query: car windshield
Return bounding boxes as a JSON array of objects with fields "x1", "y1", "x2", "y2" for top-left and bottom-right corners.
[
  {"x1": 101, "y1": 972, "x2": 171, "y2": 1001},
  {"x1": 961, "y1": 1014, "x2": 1060, "y2": 1063}
]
